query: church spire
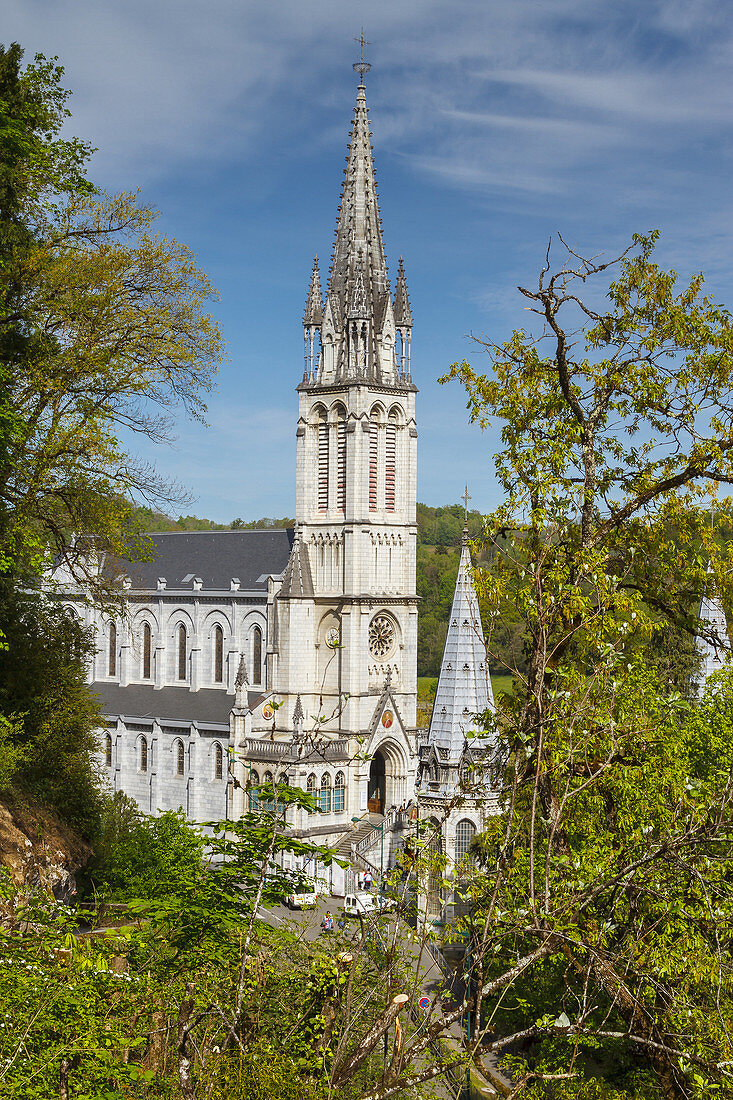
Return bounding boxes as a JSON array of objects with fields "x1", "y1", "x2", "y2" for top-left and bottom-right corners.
[
  {"x1": 427, "y1": 528, "x2": 494, "y2": 759},
  {"x1": 328, "y1": 76, "x2": 389, "y2": 327}
]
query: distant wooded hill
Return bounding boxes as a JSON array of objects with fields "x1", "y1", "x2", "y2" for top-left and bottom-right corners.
[{"x1": 130, "y1": 503, "x2": 514, "y2": 677}]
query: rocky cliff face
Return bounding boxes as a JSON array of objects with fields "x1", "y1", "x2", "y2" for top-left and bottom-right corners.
[{"x1": 0, "y1": 796, "x2": 91, "y2": 901}]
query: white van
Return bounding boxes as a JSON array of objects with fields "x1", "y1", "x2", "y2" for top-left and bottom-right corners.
[
  {"x1": 284, "y1": 889, "x2": 318, "y2": 910},
  {"x1": 343, "y1": 892, "x2": 395, "y2": 916}
]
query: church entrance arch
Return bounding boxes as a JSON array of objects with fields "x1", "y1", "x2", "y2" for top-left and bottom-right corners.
[{"x1": 368, "y1": 751, "x2": 386, "y2": 814}]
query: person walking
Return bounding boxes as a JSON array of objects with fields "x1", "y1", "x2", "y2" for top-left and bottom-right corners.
[{"x1": 363, "y1": 870, "x2": 372, "y2": 892}]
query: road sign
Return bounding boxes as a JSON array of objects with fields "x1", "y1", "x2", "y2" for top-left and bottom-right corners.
[{"x1": 418, "y1": 996, "x2": 430, "y2": 1012}]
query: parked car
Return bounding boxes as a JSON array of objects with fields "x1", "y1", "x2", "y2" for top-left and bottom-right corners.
[
  {"x1": 343, "y1": 892, "x2": 396, "y2": 916},
  {"x1": 284, "y1": 889, "x2": 318, "y2": 910}
]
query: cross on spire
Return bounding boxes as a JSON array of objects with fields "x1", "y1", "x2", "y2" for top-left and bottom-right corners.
[
  {"x1": 353, "y1": 28, "x2": 371, "y2": 83},
  {"x1": 461, "y1": 484, "x2": 472, "y2": 521}
]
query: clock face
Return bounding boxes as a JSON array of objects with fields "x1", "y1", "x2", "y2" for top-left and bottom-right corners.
[
  {"x1": 326, "y1": 627, "x2": 340, "y2": 648},
  {"x1": 369, "y1": 614, "x2": 395, "y2": 658}
]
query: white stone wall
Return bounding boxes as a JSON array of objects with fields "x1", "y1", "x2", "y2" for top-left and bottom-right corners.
[
  {"x1": 61, "y1": 590, "x2": 269, "y2": 694},
  {"x1": 99, "y1": 718, "x2": 231, "y2": 821}
]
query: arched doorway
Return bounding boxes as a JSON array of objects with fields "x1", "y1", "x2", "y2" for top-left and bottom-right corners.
[{"x1": 368, "y1": 751, "x2": 386, "y2": 814}]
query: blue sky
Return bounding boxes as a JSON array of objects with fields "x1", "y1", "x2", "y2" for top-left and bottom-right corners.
[{"x1": 5, "y1": 0, "x2": 733, "y2": 522}]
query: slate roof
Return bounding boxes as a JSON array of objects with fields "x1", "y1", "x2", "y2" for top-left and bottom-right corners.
[
  {"x1": 115, "y1": 529, "x2": 294, "y2": 592},
  {"x1": 91, "y1": 682, "x2": 261, "y2": 726},
  {"x1": 427, "y1": 529, "x2": 494, "y2": 760}
]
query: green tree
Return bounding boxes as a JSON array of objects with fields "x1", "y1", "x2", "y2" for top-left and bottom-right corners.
[
  {"x1": 0, "y1": 582, "x2": 102, "y2": 831},
  {"x1": 0, "y1": 44, "x2": 223, "y2": 593},
  {"x1": 439, "y1": 234, "x2": 733, "y2": 1099}
]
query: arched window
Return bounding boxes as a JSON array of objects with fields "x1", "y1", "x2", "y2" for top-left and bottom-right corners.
[
  {"x1": 213, "y1": 625, "x2": 224, "y2": 683},
  {"x1": 455, "y1": 820, "x2": 476, "y2": 868},
  {"x1": 385, "y1": 410, "x2": 397, "y2": 511},
  {"x1": 252, "y1": 625, "x2": 262, "y2": 686},
  {"x1": 317, "y1": 407, "x2": 329, "y2": 511},
  {"x1": 104, "y1": 733, "x2": 112, "y2": 768},
  {"x1": 139, "y1": 736, "x2": 148, "y2": 774},
  {"x1": 262, "y1": 770, "x2": 274, "y2": 805},
  {"x1": 142, "y1": 623, "x2": 152, "y2": 680},
  {"x1": 334, "y1": 771, "x2": 346, "y2": 812},
  {"x1": 175, "y1": 739, "x2": 185, "y2": 777},
  {"x1": 108, "y1": 622, "x2": 117, "y2": 677},
  {"x1": 306, "y1": 773, "x2": 317, "y2": 813},
  {"x1": 319, "y1": 772, "x2": 332, "y2": 813},
  {"x1": 214, "y1": 743, "x2": 224, "y2": 781},
  {"x1": 248, "y1": 769, "x2": 260, "y2": 811},
  {"x1": 336, "y1": 405, "x2": 347, "y2": 512},
  {"x1": 177, "y1": 624, "x2": 187, "y2": 681}
]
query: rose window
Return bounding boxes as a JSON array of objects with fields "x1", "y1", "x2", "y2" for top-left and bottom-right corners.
[{"x1": 369, "y1": 615, "x2": 395, "y2": 658}]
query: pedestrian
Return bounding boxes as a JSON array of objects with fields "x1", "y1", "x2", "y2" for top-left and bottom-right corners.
[
  {"x1": 364, "y1": 870, "x2": 372, "y2": 891},
  {"x1": 322, "y1": 911, "x2": 333, "y2": 932}
]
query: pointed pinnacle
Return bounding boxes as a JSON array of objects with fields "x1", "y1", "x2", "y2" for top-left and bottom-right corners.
[{"x1": 303, "y1": 255, "x2": 323, "y2": 326}]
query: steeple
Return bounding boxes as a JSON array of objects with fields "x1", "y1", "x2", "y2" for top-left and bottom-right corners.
[
  {"x1": 328, "y1": 79, "x2": 389, "y2": 317},
  {"x1": 297, "y1": 66, "x2": 405, "y2": 387},
  {"x1": 427, "y1": 526, "x2": 494, "y2": 759}
]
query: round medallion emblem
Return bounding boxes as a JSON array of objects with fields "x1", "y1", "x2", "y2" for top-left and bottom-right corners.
[
  {"x1": 262, "y1": 702, "x2": 274, "y2": 720},
  {"x1": 381, "y1": 710, "x2": 394, "y2": 729},
  {"x1": 326, "y1": 626, "x2": 340, "y2": 648}
]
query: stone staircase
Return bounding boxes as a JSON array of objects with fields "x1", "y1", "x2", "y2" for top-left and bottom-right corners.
[{"x1": 335, "y1": 813, "x2": 383, "y2": 879}]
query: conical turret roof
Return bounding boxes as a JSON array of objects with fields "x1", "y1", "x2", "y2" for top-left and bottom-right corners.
[
  {"x1": 427, "y1": 528, "x2": 494, "y2": 759},
  {"x1": 278, "y1": 535, "x2": 314, "y2": 598}
]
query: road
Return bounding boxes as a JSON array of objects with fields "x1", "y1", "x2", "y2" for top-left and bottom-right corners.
[{"x1": 256, "y1": 893, "x2": 480, "y2": 1099}]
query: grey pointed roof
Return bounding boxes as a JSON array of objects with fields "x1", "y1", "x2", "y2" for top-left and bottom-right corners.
[
  {"x1": 278, "y1": 535, "x2": 314, "y2": 598},
  {"x1": 303, "y1": 256, "x2": 323, "y2": 326},
  {"x1": 328, "y1": 81, "x2": 389, "y2": 328},
  {"x1": 698, "y1": 585, "x2": 729, "y2": 684},
  {"x1": 427, "y1": 529, "x2": 494, "y2": 758},
  {"x1": 393, "y1": 257, "x2": 413, "y2": 327}
]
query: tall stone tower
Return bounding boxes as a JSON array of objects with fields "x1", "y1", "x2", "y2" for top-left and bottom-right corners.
[{"x1": 266, "y1": 71, "x2": 418, "y2": 771}]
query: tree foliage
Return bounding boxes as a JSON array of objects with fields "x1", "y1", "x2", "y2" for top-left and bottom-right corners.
[
  {"x1": 0, "y1": 43, "x2": 223, "y2": 592},
  {"x1": 439, "y1": 234, "x2": 733, "y2": 1099}
]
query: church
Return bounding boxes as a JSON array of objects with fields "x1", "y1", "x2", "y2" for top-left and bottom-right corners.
[
  {"x1": 49, "y1": 65, "x2": 728, "y2": 906},
  {"x1": 51, "y1": 67, "x2": 492, "y2": 895}
]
